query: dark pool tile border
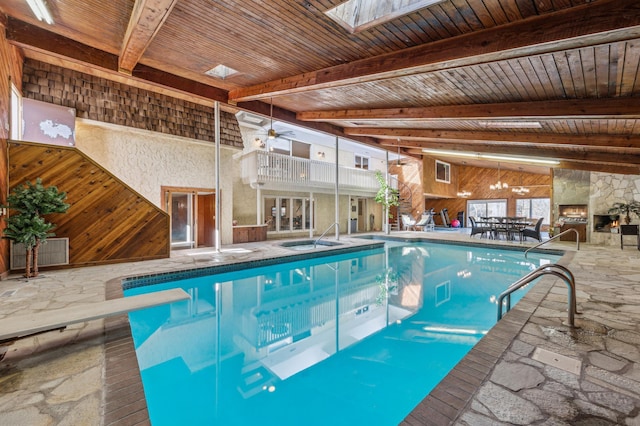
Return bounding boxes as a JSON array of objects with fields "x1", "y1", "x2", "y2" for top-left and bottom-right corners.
[
  {"x1": 401, "y1": 249, "x2": 576, "y2": 425},
  {"x1": 104, "y1": 240, "x2": 574, "y2": 426},
  {"x1": 356, "y1": 234, "x2": 566, "y2": 256},
  {"x1": 122, "y1": 241, "x2": 384, "y2": 290},
  {"x1": 104, "y1": 278, "x2": 151, "y2": 426}
]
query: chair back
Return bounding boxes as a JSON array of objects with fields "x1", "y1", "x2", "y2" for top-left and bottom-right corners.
[
  {"x1": 534, "y1": 217, "x2": 544, "y2": 230},
  {"x1": 401, "y1": 214, "x2": 414, "y2": 226}
]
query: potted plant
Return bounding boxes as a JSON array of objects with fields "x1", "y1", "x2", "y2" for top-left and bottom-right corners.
[
  {"x1": 2, "y1": 178, "x2": 69, "y2": 278},
  {"x1": 374, "y1": 171, "x2": 399, "y2": 233},
  {"x1": 608, "y1": 201, "x2": 640, "y2": 225}
]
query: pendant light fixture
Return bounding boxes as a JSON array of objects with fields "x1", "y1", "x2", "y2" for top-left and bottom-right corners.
[
  {"x1": 512, "y1": 167, "x2": 530, "y2": 195},
  {"x1": 489, "y1": 162, "x2": 508, "y2": 190}
]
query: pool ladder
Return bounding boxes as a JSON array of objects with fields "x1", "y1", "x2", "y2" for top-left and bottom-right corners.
[
  {"x1": 524, "y1": 228, "x2": 580, "y2": 258},
  {"x1": 497, "y1": 263, "x2": 578, "y2": 327},
  {"x1": 314, "y1": 222, "x2": 340, "y2": 248}
]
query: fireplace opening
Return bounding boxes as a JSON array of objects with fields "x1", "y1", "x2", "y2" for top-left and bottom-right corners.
[{"x1": 593, "y1": 214, "x2": 619, "y2": 233}]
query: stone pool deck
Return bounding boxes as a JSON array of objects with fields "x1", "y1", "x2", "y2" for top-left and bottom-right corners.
[{"x1": 0, "y1": 232, "x2": 639, "y2": 425}]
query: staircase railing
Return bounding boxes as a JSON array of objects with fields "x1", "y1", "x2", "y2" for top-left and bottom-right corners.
[
  {"x1": 524, "y1": 228, "x2": 580, "y2": 258},
  {"x1": 389, "y1": 175, "x2": 413, "y2": 230},
  {"x1": 497, "y1": 263, "x2": 577, "y2": 327},
  {"x1": 314, "y1": 222, "x2": 340, "y2": 248}
]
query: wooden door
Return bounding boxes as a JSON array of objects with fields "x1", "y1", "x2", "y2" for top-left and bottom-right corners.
[{"x1": 197, "y1": 193, "x2": 215, "y2": 247}]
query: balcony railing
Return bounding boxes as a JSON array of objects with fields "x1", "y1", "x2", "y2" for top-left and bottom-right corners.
[{"x1": 240, "y1": 150, "x2": 381, "y2": 195}]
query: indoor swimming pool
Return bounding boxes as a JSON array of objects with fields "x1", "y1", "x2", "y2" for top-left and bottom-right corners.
[{"x1": 124, "y1": 240, "x2": 561, "y2": 425}]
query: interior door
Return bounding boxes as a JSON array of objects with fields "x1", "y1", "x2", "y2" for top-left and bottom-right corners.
[
  {"x1": 197, "y1": 193, "x2": 215, "y2": 247},
  {"x1": 358, "y1": 199, "x2": 366, "y2": 231},
  {"x1": 170, "y1": 192, "x2": 193, "y2": 248}
]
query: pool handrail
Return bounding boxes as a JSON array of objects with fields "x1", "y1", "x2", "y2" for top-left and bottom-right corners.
[
  {"x1": 524, "y1": 228, "x2": 579, "y2": 258},
  {"x1": 497, "y1": 263, "x2": 577, "y2": 327},
  {"x1": 314, "y1": 222, "x2": 340, "y2": 248}
]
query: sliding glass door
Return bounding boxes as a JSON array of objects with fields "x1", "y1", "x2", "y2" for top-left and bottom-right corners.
[{"x1": 466, "y1": 199, "x2": 507, "y2": 226}]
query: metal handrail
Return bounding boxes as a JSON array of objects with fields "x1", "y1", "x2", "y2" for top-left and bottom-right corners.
[
  {"x1": 314, "y1": 222, "x2": 340, "y2": 248},
  {"x1": 524, "y1": 228, "x2": 580, "y2": 258},
  {"x1": 497, "y1": 263, "x2": 577, "y2": 327}
]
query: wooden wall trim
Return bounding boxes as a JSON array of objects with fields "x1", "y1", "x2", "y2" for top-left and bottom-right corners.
[{"x1": 8, "y1": 141, "x2": 170, "y2": 269}]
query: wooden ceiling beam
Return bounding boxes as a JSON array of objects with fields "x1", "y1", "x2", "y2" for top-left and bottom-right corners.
[
  {"x1": 403, "y1": 142, "x2": 640, "y2": 166},
  {"x1": 229, "y1": 0, "x2": 640, "y2": 102},
  {"x1": 6, "y1": 17, "x2": 228, "y2": 102},
  {"x1": 347, "y1": 128, "x2": 640, "y2": 149},
  {"x1": 298, "y1": 98, "x2": 640, "y2": 122},
  {"x1": 409, "y1": 148, "x2": 640, "y2": 174},
  {"x1": 119, "y1": 0, "x2": 179, "y2": 74}
]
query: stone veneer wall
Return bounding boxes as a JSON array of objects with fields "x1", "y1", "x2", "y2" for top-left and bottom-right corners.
[
  {"x1": 21, "y1": 59, "x2": 243, "y2": 147},
  {"x1": 589, "y1": 172, "x2": 640, "y2": 246},
  {"x1": 552, "y1": 169, "x2": 590, "y2": 221}
]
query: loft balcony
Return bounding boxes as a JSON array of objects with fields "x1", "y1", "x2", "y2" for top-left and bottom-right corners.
[{"x1": 239, "y1": 150, "x2": 381, "y2": 196}]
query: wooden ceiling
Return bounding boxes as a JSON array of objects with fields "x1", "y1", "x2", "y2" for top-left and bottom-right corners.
[{"x1": 1, "y1": 0, "x2": 640, "y2": 174}]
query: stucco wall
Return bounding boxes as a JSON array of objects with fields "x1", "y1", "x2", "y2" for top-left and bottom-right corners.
[{"x1": 75, "y1": 119, "x2": 236, "y2": 244}]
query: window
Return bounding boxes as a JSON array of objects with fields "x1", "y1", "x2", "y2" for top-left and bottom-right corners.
[
  {"x1": 267, "y1": 139, "x2": 310, "y2": 159},
  {"x1": 516, "y1": 198, "x2": 551, "y2": 224},
  {"x1": 264, "y1": 196, "x2": 314, "y2": 232},
  {"x1": 10, "y1": 83, "x2": 21, "y2": 140},
  {"x1": 355, "y1": 155, "x2": 369, "y2": 169},
  {"x1": 435, "y1": 160, "x2": 450, "y2": 183},
  {"x1": 466, "y1": 200, "x2": 507, "y2": 225},
  {"x1": 326, "y1": 0, "x2": 446, "y2": 33}
]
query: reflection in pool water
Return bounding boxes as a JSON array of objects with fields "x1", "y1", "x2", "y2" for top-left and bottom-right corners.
[{"x1": 125, "y1": 241, "x2": 559, "y2": 426}]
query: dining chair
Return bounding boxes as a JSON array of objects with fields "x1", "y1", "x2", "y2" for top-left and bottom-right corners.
[
  {"x1": 469, "y1": 216, "x2": 491, "y2": 238},
  {"x1": 522, "y1": 218, "x2": 544, "y2": 242}
]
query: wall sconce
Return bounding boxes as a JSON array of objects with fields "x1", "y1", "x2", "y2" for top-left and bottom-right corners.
[
  {"x1": 317, "y1": 151, "x2": 325, "y2": 159},
  {"x1": 254, "y1": 137, "x2": 265, "y2": 148},
  {"x1": 457, "y1": 190, "x2": 471, "y2": 198}
]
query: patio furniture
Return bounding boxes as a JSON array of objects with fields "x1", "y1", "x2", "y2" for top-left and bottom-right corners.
[
  {"x1": 620, "y1": 224, "x2": 640, "y2": 250},
  {"x1": 401, "y1": 214, "x2": 417, "y2": 231},
  {"x1": 416, "y1": 210, "x2": 435, "y2": 231},
  {"x1": 469, "y1": 216, "x2": 491, "y2": 238},
  {"x1": 522, "y1": 217, "x2": 544, "y2": 242}
]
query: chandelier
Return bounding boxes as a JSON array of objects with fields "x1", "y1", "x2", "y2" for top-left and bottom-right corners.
[
  {"x1": 489, "y1": 163, "x2": 508, "y2": 190},
  {"x1": 512, "y1": 167, "x2": 530, "y2": 195}
]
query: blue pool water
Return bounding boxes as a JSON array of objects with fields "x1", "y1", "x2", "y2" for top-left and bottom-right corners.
[{"x1": 124, "y1": 241, "x2": 560, "y2": 425}]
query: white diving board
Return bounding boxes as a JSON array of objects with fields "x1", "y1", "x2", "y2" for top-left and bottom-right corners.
[{"x1": 0, "y1": 288, "x2": 190, "y2": 343}]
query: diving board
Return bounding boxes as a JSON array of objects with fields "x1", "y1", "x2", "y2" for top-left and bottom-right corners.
[{"x1": 0, "y1": 288, "x2": 190, "y2": 343}]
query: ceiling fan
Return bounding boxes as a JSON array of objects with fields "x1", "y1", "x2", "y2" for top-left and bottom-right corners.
[
  {"x1": 395, "y1": 140, "x2": 409, "y2": 166},
  {"x1": 261, "y1": 98, "x2": 295, "y2": 141}
]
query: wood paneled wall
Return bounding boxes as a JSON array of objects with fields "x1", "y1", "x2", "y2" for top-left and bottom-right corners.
[
  {"x1": 425, "y1": 165, "x2": 551, "y2": 226},
  {"x1": 0, "y1": 16, "x2": 21, "y2": 277},
  {"x1": 9, "y1": 142, "x2": 170, "y2": 269},
  {"x1": 423, "y1": 155, "x2": 458, "y2": 198},
  {"x1": 389, "y1": 159, "x2": 424, "y2": 216},
  {"x1": 21, "y1": 59, "x2": 243, "y2": 147}
]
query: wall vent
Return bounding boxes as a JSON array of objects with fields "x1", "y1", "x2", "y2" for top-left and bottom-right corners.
[{"x1": 10, "y1": 237, "x2": 69, "y2": 270}]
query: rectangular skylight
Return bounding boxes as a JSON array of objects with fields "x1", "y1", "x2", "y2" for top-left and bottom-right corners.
[
  {"x1": 205, "y1": 64, "x2": 239, "y2": 80},
  {"x1": 326, "y1": 0, "x2": 446, "y2": 33},
  {"x1": 478, "y1": 121, "x2": 543, "y2": 129}
]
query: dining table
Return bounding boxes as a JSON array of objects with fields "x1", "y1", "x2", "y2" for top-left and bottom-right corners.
[{"x1": 477, "y1": 217, "x2": 533, "y2": 241}]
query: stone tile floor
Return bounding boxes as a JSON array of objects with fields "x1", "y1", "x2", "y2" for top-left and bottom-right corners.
[{"x1": 0, "y1": 232, "x2": 639, "y2": 425}]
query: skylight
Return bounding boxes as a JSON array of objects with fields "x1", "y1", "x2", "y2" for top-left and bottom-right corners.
[
  {"x1": 204, "y1": 64, "x2": 239, "y2": 80},
  {"x1": 326, "y1": 0, "x2": 446, "y2": 33}
]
